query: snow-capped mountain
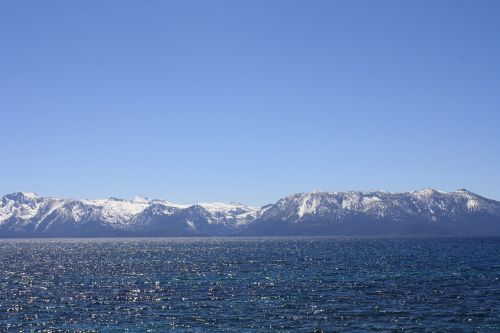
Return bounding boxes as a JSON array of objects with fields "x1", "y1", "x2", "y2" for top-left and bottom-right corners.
[
  {"x1": 0, "y1": 189, "x2": 499, "y2": 237},
  {"x1": 243, "y1": 189, "x2": 500, "y2": 236},
  {"x1": 0, "y1": 192, "x2": 258, "y2": 237}
]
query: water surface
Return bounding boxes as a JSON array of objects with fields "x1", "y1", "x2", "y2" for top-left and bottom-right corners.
[{"x1": 0, "y1": 237, "x2": 498, "y2": 332}]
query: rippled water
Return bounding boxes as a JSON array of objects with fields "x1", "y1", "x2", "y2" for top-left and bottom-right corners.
[{"x1": 0, "y1": 237, "x2": 498, "y2": 332}]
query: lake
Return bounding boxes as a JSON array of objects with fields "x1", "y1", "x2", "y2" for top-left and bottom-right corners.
[{"x1": 0, "y1": 237, "x2": 498, "y2": 332}]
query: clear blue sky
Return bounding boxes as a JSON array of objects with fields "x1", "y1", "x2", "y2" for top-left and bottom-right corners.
[{"x1": 0, "y1": 0, "x2": 499, "y2": 206}]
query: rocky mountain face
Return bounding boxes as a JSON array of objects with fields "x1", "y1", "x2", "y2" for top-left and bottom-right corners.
[
  {"x1": 0, "y1": 192, "x2": 258, "y2": 237},
  {"x1": 1, "y1": 189, "x2": 499, "y2": 237},
  {"x1": 243, "y1": 189, "x2": 500, "y2": 236}
]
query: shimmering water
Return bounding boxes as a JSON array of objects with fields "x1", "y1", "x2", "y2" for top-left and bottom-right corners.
[{"x1": 0, "y1": 237, "x2": 498, "y2": 332}]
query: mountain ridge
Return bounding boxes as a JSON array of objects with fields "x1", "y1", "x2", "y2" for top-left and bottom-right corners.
[{"x1": 1, "y1": 189, "x2": 499, "y2": 237}]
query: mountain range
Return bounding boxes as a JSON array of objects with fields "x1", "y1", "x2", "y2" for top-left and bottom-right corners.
[{"x1": 1, "y1": 189, "x2": 499, "y2": 237}]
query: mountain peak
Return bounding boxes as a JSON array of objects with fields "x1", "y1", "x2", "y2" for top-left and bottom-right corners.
[
  {"x1": 413, "y1": 188, "x2": 443, "y2": 193},
  {"x1": 1, "y1": 190, "x2": 499, "y2": 237},
  {"x1": 132, "y1": 196, "x2": 149, "y2": 203},
  {"x1": 21, "y1": 192, "x2": 39, "y2": 199},
  {"x1": 4, "y1": 192, "x2": 39, "y2": 200},
  {"x1": 107, "y1": 197, "x2": 124, "y2": 202}
]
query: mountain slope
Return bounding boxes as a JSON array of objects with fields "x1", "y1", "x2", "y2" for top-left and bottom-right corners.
[
  {"x1": 0, "y1": 193, "x2": 258, "y2": 237},
  {"x1": 0, "y1": 189, "x2": 499, "y2": 237},
  {"x1": 241, "y1": 189, "x2": 500, "y2": 236}
]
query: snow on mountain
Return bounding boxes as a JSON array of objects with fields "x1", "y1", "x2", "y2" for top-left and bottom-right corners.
[
  {"x1": 197, "y1": 202, "x2": 259, "y2": 226},
  {"x1": 0, "y1": 189, "x2": 499, "y2": 237},
  {"x1": 80, "y1": 198, "x2": 150, "y2": 224},
  {"x1": 0, "y1": 193, "x2": 258, "y2": 236},
  {"x1": 243, "y1": 189, "x2": 500, "y2": 236},
  {"x1": 257, "y1": 189, "x2": 500, "y2": 222}
]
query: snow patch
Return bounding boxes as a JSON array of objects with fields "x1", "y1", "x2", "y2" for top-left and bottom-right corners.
[{"x1": 298, "y1": 194, "x2": 320, "y2": 218}]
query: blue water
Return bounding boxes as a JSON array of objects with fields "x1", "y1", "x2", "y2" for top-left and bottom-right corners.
[{"x1": 0, "y1": 237, "x2": 498, "y2": 332}]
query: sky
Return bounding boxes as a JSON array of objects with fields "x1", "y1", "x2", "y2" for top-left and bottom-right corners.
[{"x1": 0, "y1": 0, "x2": 499, "y2": 206}]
